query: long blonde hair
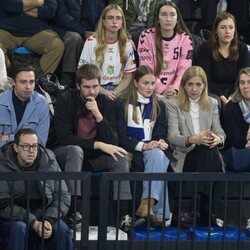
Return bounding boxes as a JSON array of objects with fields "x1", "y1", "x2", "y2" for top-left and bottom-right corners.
[
  {"x1": 177, "y1": 66, "x2": 211, "y2": 111},
  {"x1": 121, "y1": 66, "x2": 159, "y2": 123},
  {"x1": 154, "y1": 1, "x2": 192, "y2": 77},
  {"x1": 231, "y1": 67, "x2": 250, "y2": 102},
  {"x1": 95, "y1": 4, "x2": 128, "y2": 70}
]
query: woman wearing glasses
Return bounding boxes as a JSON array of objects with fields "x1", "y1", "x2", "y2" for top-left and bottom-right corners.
[
  {"x1": 78, "y1": 4, "x2": 136, "y2": 100},
  {"x1": 137, "y1": 1, "x2": 193, "y2": 98}
]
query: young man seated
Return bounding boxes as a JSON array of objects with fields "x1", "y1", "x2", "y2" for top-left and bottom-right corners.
[{"x1": 54, "y1": 64, "x2": 132, "y2": 223}]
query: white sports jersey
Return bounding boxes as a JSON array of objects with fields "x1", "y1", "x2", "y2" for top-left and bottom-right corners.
[{"x1": 78, "y1": 36, "x2": 136, "y2": 86}]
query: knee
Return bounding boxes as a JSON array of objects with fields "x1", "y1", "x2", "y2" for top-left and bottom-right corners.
[
  {"x1": 144, "y1": 148, "x2": 169, "y2": 171},
  {"x1": 146, "y1": 148, "x2": 167, "y2": 159},
  {"x1": 11, "y1": 221, "x2": 26, "y2": 235},
  {"x1": 114, "y1": 155, "x2": 130, "y2": 173},
  {"x1": 67, "y1": 145, "x2": 84, "y2": 161},
  {"x1": 54, "y1": 219, "x2": 72, "y2": 238},
  {"x1": 64, "y1": 32, "x2": 84, "y2": 45},
  {"x1": 47, "y1": 34, "x2": 64, "y2": 53},
  {"x1": 65, "y1": 145, "x2": 84, "y2": 171},
  {"x1": 54, "y1": 38, "x2": 64, "y2": 53}
]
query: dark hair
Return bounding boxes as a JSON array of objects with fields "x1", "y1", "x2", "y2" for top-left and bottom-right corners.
[
  {"x1": 122, "y1": 65, "x2": 159, "y2": 123},
  {"x1": 14, "y1": 128, "x2": 37, "y2": 145},
  {"x1": 10, "y1": 63, "x2": 36, "y2": 81},
  {"x1": 210, "y1": 12, "x2": 239, "y2": 61},
  {"x1": 76, "y1": 64, "x2": 102, "y2": 86},
  {"x1": 154, "y1": 1, "x2": 192, "y2": 76}
]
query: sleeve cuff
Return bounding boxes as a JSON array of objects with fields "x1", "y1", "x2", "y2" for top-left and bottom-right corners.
[{"x1": 135, "y1": 142, "x2": 144, "y2": 152}]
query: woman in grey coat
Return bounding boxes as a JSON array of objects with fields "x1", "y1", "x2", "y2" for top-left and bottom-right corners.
[{"x1": 166, "y1": 66, "x2": 225, "y2": 227}]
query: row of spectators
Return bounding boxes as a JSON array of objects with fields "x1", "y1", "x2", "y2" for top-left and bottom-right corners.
[{"x1": 0, "y1": 1, "x2": 250, "y2": 249}]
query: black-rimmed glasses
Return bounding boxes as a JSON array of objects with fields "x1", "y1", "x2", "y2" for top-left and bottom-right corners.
[{"x1": 18, "y1": 144, "x2": 38, "y2": 151}]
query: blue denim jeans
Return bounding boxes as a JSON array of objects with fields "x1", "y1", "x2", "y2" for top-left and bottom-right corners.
[
  {"x1": 2, "y1": 219, "x2": 72, "y2": 250},
  {"x1": 102, "y1": 82, "x2": 116, "y2": 91},
  {"x1": 142, "y1": 148, "x2": 170, "y2": 219}
]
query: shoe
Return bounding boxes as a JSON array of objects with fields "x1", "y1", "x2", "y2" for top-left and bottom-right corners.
[
  {"x1": 135, "y1": 198, "x2": 155, "y2": 218},
  {"x1": 119, "y1": 214, "x2": 145, "y2": 232},
  {"x1": 67, "y1": 211, "x2": 82, "y2": 231},
  {"x1": 180, "y1": 211, "x2": 200, "y2": 229},
  {"x1": 246, "y1": 218, "x2": 250, "y2": 230},
  {"x1": 211, "y1": 214, "x2": 224, "y2": 228},
  {"x1": 215, "y1": 218, "x2": 224, "y2": 228},
  {"x1": 151, "y1": 215, "x2": 165, "y2": 227},
  {"x1": 151, "y1": 213, "x2": 172, "y2": 227}
]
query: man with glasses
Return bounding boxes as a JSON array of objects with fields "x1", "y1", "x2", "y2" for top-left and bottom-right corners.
[
  {"x1": 0, "y1": 63, "x2": 50, "y2": 147},
  {"x1": 54, "y1": 64, "x2": 131, "y2": 218},
  {"x1": 0, "y1": 128, "x2": 72, "y2": 250}
]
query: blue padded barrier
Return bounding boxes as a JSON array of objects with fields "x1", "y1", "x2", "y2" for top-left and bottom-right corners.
[
  {"x1": 188, "y1": 227, "x2": 247, "y2": 241},
  {"x1": 134, "y1": 226, "x2": 187, "y2": 241}
]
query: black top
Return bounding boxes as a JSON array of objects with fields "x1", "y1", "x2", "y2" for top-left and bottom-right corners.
[
  {"x1": 54, "y1": 89, "x2": 118, "y2": 159},
  {"x1": 12, "y1": 91, "x2": 29, "y2": 126},
  {"x1": 196, "y1": 41, "x2": 250, "y2": 98},
  {"x1": 223, "y1": 100, "x2": 248, "y2": 149}
]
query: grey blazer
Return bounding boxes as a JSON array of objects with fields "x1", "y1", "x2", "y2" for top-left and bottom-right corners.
[{"x1": 165, "y1": 97, "x2": 226, "y2": 173}]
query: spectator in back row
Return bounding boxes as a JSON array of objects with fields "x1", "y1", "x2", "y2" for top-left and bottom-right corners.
[
  {"x1": 137, "y1": 1, "x2": 193, "y2": 98},
  {"x1": 196, "y1": 12, "x2": 250, "y2": 106},
  {"x1": 0, "y1": 0, "x2": 64, "y2": 74},
  {"x1": 110, "y1": 0, "x2": 167, "y2": 47},
  {"x1": 51, "y1": 0, "x2": 109, "y2": 86},
  {"x1": 0, "y1": 128, "x2": 72, "y2": 250},
  {"x1": 200, "y1": 0, "x2": 249, "y2": 41},
  {"x1": 0, "y1": 64, "x2": 50, "y2": 147},
  {"x1": 78, "y1": 4, "x2": 136, "y2": 100}
]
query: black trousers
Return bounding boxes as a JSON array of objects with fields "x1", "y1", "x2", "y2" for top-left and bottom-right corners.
[{"x1": 182, "y1": 145, "x2": 223, "y2": 217}]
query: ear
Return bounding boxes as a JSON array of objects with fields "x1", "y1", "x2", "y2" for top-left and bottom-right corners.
[
  {"x1": 134, "y1": 79, "x2": 138, "y2": 88},
  {"x1": 76, "y1": 83, "x2": 81, "y2": 91},
  {"x1": 13, "y1": 143, "x2": 18, "y2": 153}
]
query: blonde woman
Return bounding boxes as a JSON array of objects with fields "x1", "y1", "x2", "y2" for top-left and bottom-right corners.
[
  {"x1": 166, "y1": 66, "x2": 225, "y2": 227},
  {"x1": 78, "y1": 4, "x2": 136, "y2": 100}
]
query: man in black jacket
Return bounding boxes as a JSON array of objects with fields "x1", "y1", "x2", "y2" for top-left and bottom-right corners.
[
  {"x1": 54, "y1": 64, "x2": 131, "y2": 201},
  {"x1": 0, "y1": 128, "x2": 72, "y2": 250}
]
